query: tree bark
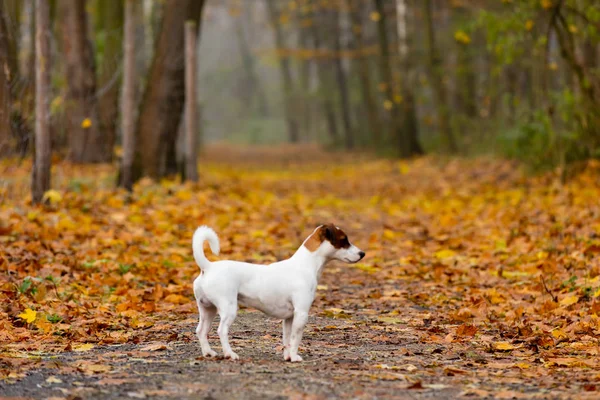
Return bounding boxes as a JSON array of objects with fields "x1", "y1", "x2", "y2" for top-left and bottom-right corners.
[
  {"x1": 119, "y1": 0, "x2": 136, "y2": 190},
  {"x1": 424, "y1": 0, "x2": 457, "y2": 153},
  {"x1": 265, "y1": 1, "x2": 299, "y2": 143},
  {"x1": 331, "y1": 9, "x2": 354, "y2": 149},
  {"x1": 184, "y1": 21, "x2": 198, "y2": 182},
  {"x1": 310, "y1": 8, "x2": 339, "y2": 144},
  {"x1": 237, "y1": 3, "x2": 269, "y2": 118},
  {"x1": 348, "y1": 0, "x2": 381, "y2": 147},
  {"x1": 59, "y1": 0, "x2": 106, "y2": 163},
  {"x1": 32, "y1": 0, "x2": 51, "y2": 203},
  {"x1": 0, "y1": 1, "x2": 11, "y2": 156},
  {"x1": 133, "y1": 0, "x2": 205, "y2": 181},
  {"x1": 396, "y1": 0, "x2": 423, "y2": 155},
  {"x1": 96, "y1": 0, "x2": 123, "y2": 162}
]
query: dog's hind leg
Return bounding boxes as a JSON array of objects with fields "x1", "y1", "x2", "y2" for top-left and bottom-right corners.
[
  {"x1": 197, "y1": 303, "x2": 218, "y2": 357},
  {"x1": 216, "y1": 302, "x2": 239, "y2": 360},
  {"x1": 282, "y1": 317, "x2": 293, "y2": 361}
]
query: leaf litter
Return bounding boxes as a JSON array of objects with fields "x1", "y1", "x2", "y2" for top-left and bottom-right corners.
[{"x1": 1, "y1": 144, "x2": 600, "y2": 398}]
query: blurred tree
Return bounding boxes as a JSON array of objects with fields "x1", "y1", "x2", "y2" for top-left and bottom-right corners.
[
  {"x1": 59, "y1": 0, "x2": 106, "y2": 163},
  {"x1": 266, "y1": 0, "x2": 299, "y2": 143},
  {"x1": 119, "y1": 0, "x2": 136, "y2": 191},
  {"x1": 424, "y1": 0, "x2": 456, "y2": 153},
  {"x1": 310, "y1": 3, "x2": 339, "y2": 144},
  {"x1": 331, "y1": 8, "x2": 354, "y2": 149},
  {"x1": 133, "y1": 0, "x2": 205, "y2": 181},
  {"x1": 0, "y1": 0, "x2": 11, "y2": 155},
  {"x1": 348, "y1": 0, "x2": 381, "y2": 146},
  {"x1": 96, "y1": 0, "x2": 124, "y2": 162},
  {"x1": 32, "y1": 0, "x2": 51, "y2": 203}
]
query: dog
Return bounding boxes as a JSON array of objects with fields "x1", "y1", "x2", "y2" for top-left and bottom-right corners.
[{"x1": 192, "y1": 224, "x2": 365, "y2": 362}]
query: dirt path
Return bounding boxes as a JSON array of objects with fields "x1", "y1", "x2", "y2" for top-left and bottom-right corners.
[{"x1": 0, "y1": 309, "x2": 590, "y2": 399}]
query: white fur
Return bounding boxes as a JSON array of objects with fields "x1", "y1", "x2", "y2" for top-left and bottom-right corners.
[{"x1": 192, "y1": 225, "x2": 365, "y2": 362}]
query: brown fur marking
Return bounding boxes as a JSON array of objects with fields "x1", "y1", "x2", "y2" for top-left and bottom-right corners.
[{"x1": 303, "y1": 224, "x2": 350, "y2": 252}]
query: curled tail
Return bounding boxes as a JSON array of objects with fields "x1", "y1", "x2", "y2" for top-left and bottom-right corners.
[{"x1": 192, "y1": 226, "x2": 220, "y2": 270}]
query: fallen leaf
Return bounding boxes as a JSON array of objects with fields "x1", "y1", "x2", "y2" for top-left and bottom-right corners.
[{"x1": 18, "y1": 308, "x2": 37, "y2": 323}]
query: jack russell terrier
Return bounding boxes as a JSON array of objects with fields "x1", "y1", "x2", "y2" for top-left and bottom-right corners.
[{"x1": 192, "y1": 224, "x2": 365, "y2": 362}]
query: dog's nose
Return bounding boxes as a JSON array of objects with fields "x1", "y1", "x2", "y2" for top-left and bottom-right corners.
[{"x1": 359, "y1": 251, "x2": 365, "y2": 259}]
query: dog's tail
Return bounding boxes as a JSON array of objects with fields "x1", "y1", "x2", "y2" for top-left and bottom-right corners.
[{"x1": 192, "y1": 226, "x2": 220, "y2": 270}]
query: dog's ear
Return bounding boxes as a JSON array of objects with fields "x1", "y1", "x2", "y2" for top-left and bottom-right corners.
[{"x1": 323, "y1": 224, "x2": 336, "y2": 242}]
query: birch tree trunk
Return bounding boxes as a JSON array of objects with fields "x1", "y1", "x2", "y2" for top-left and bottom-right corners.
[
  {"x1": 119, "y1": 0, "x2": 136, "y2": 190},
  {"x1": 184, "y1": 21, "x2": 198, "y2": 182},
  {"x1": 32, "y1": 0, "x2": 51, "y2": 203}
]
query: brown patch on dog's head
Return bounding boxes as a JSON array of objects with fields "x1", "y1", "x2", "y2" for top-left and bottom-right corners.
[{"x1": 304, "y1": 224, "x2": 351, "y2": 252}]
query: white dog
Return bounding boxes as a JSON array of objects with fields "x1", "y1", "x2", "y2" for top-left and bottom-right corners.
[{"x1": 192, "y1": 224, "x2": 365, "y2": 362}]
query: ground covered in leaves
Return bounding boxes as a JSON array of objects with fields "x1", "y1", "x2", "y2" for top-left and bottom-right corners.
[{"x1": 1, "y1": 144, "x2": 600, "y2": 399}]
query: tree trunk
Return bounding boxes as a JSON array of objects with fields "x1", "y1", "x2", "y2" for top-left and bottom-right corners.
[
  {"x1": 424, "y1": 0, "x2": 457, "y2": 153},
  {"x1": 32, "y1": 0, "x2": 51, "y2": 203},
  {"x1": 96, "y1": 0, "x2": 123, "y2": 162},
  {"x1": 375, "y1": 0, "x2": 410, "y2": 156},
  {"x1": 331, "y1": 9, "x2": 354, "y2": 149},
  {"x1": 184, "y1": 21, "x2": 198, "y2": 182},
  {"x1": 133, "y1": 0, "x2": 205, "y2": 181},
  {"x1": 59, "y1": 0, "x2": 106, "y2": 163},
  {"x1": 0, "y1": 1, "x2": 11, "y2": 156},
  {"x1": 310, "y1": 8, "x2": 339, "y2": 144},
  {"x1": 265, "y1": 1, "x2": 299, "y2": 143},
  {"x1": 396, "y1": 0, "x2": 423, "y2": 155},
  {"x1": 348, "y1": 0, "x2": 381, "y2": 147},
  {"x1": 119, "y1": 0, "x2": 136, "y2": 191},
  {"x1": 238, "y1": 2, "x2": 269, "y2": 118}
]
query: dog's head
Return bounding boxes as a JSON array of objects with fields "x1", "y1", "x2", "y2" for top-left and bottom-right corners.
[{"x1": 304, "y1": 224, "x2": 365, "y2": 263}]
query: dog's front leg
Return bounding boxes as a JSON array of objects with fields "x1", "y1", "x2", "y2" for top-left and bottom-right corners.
[
  {"x1": 288, "y1": 310, "x2": 308, "y2": 362},
  {"x1": 282, "y1": 317, "x2": 293, "y2": 361}
]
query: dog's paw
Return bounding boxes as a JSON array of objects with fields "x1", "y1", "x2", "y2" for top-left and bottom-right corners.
[
  {"x1": 289, "y1": 354, "x2": 303, "y2": 362},
  {"x1": 202, "y1": 349, "x2": 217, "y2": 358},
  {"x1": 224, "y1": 351, "x2": 239, "y2": 361}
]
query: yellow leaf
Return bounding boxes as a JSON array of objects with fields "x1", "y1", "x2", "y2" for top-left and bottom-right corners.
[
  {"x1": 73, "y1": 343, "x2": 95, "y2": 352},
  {"x1": 81, "y1": 118, "x2": 92, "y2": 129},
  {"x1": 18, "y1": 308, "x2": 37, "y2": 323},
  {"x1": 525, "y1": 20, "x2": 534, "y2": 31},
  {"x1": 370, "y1": 11, "x2": 381, "y2": 22},
  {"x1": 46, "y1": 376, "x2": 63, "y2": 384},
  {"x1": 551, "y1": 329, "x2": 567, "y2": 339},
  {"x1": 515, "y1": 362, "x2": 530, "y2": 369},
  {"x1": 435, "y1": 249, "x2": 456, "y2": 259},
  {"x1": 494, "y1": 342, "x2": 516, "y2": 351},
  {"x1": 383, "y1": 229, "x2": 395, "y2": 240},
  {"x1": 593, "y1": 288, "x2": 600, "y2": 298},
  {"x1": 560, "y1": 294, "x2": 579, "y2": 307},
  {"x1": 163, "y1": 294, "x2": 189, "y2": 304},
  {"x1": 454, "y1": 30, "x2": 471, "y2": 44},
  {"x1": 42, "y1": 189, "x2": 62, "y2": 205},
  {"x1": 540, "y1": 0, "x2": 552, "y2": 9},
  {"x1": 383, "y1": 100, "x2": 393, "y2": 110}
]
